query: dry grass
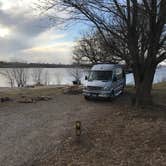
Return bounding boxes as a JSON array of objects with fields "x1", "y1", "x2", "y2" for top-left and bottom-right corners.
[
  {"x1": 152, "y1": 82, "x2": 166, "y2": 106},
  {"x1": 32, "y1": 98, "x2": 166, "y2": 166},
  {"x1": 0, "y1": 86, "x2": 63, "y2": 99},
  {"x1": 153, "y1": 81, "x2": 166, "y2": 89},
  {"x1": 29, "y1": 82, "x2": 166, "y2": 166},
  {"x1": 0, "y1": 83, "x2": 166, "y2": 165},
  {"x1": 125, "y1": 82, "x2": 166, "y2": 106}
]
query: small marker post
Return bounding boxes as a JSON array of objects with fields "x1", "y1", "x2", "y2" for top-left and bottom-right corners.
[{"x1": 75, "y1": 121, "x2": 81, "y2": 136}]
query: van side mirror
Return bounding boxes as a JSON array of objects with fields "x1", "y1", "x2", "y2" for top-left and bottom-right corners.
[
  {"x1": 85, "y1": 76, "x2": 88, "y2": 80},
  {"x1": 113, "y1": 76, "x2": 117, "y2": 82}
]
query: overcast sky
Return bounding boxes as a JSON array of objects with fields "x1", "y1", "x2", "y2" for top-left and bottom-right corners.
[
  {"x1": 0, "y1": 0, "x2": 85, "y2": 64},
  {"x1": 1, "y1": 0, "x2": 165, "y2": 66}
]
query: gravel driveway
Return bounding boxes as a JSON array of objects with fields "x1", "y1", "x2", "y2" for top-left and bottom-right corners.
[{"x1": 0, "y1": 94, "x2": 113, "y2": 166}]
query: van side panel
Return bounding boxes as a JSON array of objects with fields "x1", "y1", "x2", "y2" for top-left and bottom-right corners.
[{"x1": 83, "y1": 64, "x2": 125, "y2": 98}]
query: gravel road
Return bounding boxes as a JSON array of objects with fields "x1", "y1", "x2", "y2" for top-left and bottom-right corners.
[{"x1": 0, "y1": 94, "x2": 114, "y2": 166}]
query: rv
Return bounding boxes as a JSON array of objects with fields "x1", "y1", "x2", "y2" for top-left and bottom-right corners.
[{"x1": 83, "y1": 64, "x2": 126, "y2": 99}]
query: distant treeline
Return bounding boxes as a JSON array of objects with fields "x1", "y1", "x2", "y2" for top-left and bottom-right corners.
[
  {"x1": 0, "y1": 61, "x2": 92, "y2": 68},
  {"x1": 0, "y1": 61, "x2": 135, "y2": 74}
]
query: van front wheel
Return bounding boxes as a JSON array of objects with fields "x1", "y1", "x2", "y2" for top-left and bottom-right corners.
[
  {"x1": 121, "y1": 87, "x2": 124, "y2": 95},
  {"x1": 84, "y1": 96, "x2": 90, "y2": 100},
  {"x1": 110, "y1": 91, "x2": 115, "y2": 100}
]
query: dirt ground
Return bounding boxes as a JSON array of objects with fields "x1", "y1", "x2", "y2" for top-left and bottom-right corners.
[{"x1": 0, "y1": 85, "x2": 166, "y2": 166}]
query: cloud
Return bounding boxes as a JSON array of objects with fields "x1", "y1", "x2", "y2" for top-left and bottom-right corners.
[
  {"x1": 33, "y1": 28, "x2": 67, "y2": 46},
  {"x1": 0, "y1": 24, "x2": 11, "y2": 37},
  {"x1": 0, "y1": 0, "x2": 75, "y2": 64},
  {"x1": 23, "y1": 41, "x2": 75, "y2": 53},
  {"x1": 18, "y1": 41, "x2": 75, "y2": 64},
  {"x1": 0, "y1": 6, "x2": 51, "y2": 37}
]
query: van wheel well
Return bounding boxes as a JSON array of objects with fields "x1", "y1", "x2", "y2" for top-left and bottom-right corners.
[
  {"x1": 111, "y1": 90, "x2": 115, "y2": 97},
  {"x1": 84, "y1": 96, "x2": 90, "y2": 100}
]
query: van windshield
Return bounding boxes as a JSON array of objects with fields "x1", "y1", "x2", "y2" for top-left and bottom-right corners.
[{"x1": 88, "y1": 71, "x2": 113, "y2": 81}]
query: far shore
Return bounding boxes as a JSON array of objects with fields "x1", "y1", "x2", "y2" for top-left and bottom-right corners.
[{"x1": 0, "y1": 62, "x2": 92, "y2": 68}]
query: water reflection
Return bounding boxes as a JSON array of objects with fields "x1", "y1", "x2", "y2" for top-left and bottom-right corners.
[{"x1": 0, "y1": 67, "x2": 165, "y2": 87}]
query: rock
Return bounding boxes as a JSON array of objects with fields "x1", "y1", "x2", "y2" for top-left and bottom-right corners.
[
  {"x1": 18, "y1": 98, "x2": 35, "y2": 103},
  {"x1": 18, "y1": 96, "x2": 52, "y2": 103},
  {"x1": 63, "y1": 86, "x2": 83, "y2": 95},
  {"x1": 25, "y1": 85, "x2": 35, "y2": 88},
  {"x1": 0, "y1": 97, "x2": 12, "y2": 103},
  {"x1": 35, "y1": 96, "x2": 52, "y2": 101}
]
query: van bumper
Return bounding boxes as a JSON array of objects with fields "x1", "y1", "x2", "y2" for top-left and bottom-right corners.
[{"x1": 83, "y1": 90, "x2": 112, "y2": 98}]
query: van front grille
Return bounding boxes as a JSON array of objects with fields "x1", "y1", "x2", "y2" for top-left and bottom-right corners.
[{"x1": 87, "y1": 86, "x2": 102, "y2": 91}]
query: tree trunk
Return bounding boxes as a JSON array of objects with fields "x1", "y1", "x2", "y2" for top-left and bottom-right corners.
[{"x1": 133, "y1": 64, "x2": 156, "y2": 106}]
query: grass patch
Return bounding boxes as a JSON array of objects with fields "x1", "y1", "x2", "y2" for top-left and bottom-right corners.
[
  {"x1": 0, "y1": 82, "x2": 166, "y2": 106},
  {"x1": 153, "y1": 81, "x2": 166, "y2": 89},
  {"x1": 0, "y1": 86, "x2": 64, "y2": 100},
  {"x1": 125, "y1": 82, "x2": 166, "y2": 106}
]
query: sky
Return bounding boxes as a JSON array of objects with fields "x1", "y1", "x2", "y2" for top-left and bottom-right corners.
[
  {"x1": 0, "y1": 0, "x2": 165, "y2": 65},
  {"x1": 0, "y1": 0, "x2": 86, "y2": 64}
]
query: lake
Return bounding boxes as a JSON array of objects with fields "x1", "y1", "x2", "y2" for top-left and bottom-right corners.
[{"x1": 0, "y1": 67, "x2": 165, "y2": 87}]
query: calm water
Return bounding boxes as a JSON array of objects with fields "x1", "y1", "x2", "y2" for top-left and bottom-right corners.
[{"x1": 0, "y1": 67, "x2": 165, "y2": 87}]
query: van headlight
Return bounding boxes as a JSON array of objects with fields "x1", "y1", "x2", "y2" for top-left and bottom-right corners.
[{"x1": 103, "y1": 86, "x2": 110, "y2": 91}]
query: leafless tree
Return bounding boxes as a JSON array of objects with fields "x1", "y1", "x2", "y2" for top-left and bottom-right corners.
[
  {"x1": 38, "y1": 0, "x2": 166, "y2": 105},
  {"x1": 0, "y1": 68, "x2": 29, "y2": 87},
  {"x1": 55, "y1": 73, "x2": 62, "y2": 85},
  {"x1": 73, "y1": 31, "x2": 121, "y2": 64},
  {"x1": 0, "y1": 70, "x2": 15, "y2": 87},
  {"x1": 70, "y1": 67, "x2": 82, "y2": 85},
  {"x1": 43, "y1": 70, "x2": 50, "y2": 85},
  {"x1": 12, "y1": 68, "x2": 29, "y2": 87},
  {"x1": 31, "y1": 68, "x2": 43, "y2": 85}
]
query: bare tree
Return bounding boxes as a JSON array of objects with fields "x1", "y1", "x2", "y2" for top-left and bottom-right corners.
[
  {"x1": 73, "y1": 31, "x2": 121, "y2": 64},
  {"x1": 55, "y1": 73, "x2": 62, "y2": 85},
  {"x1": 43, "y1": 70, "x2": 50, "y2": 85},
  {"x1": 12, "y1": 68, "x2": 29, "y2": 87},
  {"x1": 38, "y1": 0, "x2": 166, "y2": 105},
  {"x1": 31, "y1": 68, "x2": 43, "y2": 85},
  {"x1": 0, "y1": 68, "x2": 29, "y2": 87},
  {"x1": 0, "y1": 70, "x2": 15, "y2": 87},
  {"x1": 70, "y1": 67, "x2": 82, "y2": 85}
]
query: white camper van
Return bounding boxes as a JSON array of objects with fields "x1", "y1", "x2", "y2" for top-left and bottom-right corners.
[{"x1": 83, "y1": 64, "x2": 126, "y2": 99}]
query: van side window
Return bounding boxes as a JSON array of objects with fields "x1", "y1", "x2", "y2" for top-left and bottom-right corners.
[{"x1": 115, "y1": 68, "x2": 123, "y2": 80}]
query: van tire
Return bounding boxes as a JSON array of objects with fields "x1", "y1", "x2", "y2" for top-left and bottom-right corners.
[
  {"x1": 113, "y1": 90, "x2": 115, "y2": 97},
  {"x1": 84, "y1": 96, "x2": 90, "y2": 100},
  {"x1": 121, "y1": 87, "x2": 125, "y2": 95},
  {"x1": 110, "y1": 90, "x2": 115, "y2": 99}
]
